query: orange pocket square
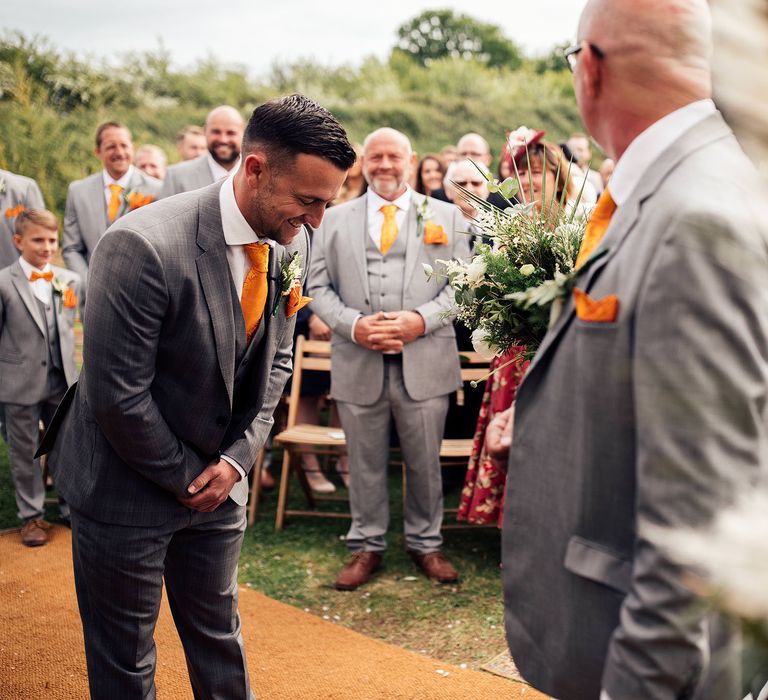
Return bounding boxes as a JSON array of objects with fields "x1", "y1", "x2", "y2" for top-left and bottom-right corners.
[
  {"x1": 423, "y1": 222, "x2": 448, "y2": 245},
  {"x1": 286, "y1": 284, "x2": 312, "y2": 318},
  {"x1": 573, "y1": 288, "x2": 619, "y2": 323}
]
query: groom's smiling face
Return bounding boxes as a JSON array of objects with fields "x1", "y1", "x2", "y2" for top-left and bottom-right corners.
[{"x1": 238, "y1": 152, "x2": 347, "y2": 246}]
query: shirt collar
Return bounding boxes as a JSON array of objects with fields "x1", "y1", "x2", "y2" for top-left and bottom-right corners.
[
  {"x1": 18, "y1": 256, "x2": 52, "y2": 280},
  {"x1": 102, "y1": 165, "x2": 135, "y2": 190},
  {"x1": 219, "y1": 174, "x2": 274, "y2": 247},
  {"x1": 207, "y1": 153, "x2": 241, "y2": 183},
  {"x1": 609, "y1": 99, "x2": 716, "y2": 207},
  {"x1": 366, "y1": 185, "x2": 412, "y2": 213}
]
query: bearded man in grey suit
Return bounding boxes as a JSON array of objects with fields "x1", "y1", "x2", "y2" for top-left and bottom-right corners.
[
  {"x1": 308, "y1": 127, "x2": 469, "y2": 591},
  {"x1": 61, "y1": 122, "x2": 161, "y2": 288},
  {"x1": 160, "y1": 105, "x2": 244, "y2": 198},
  {"x1": 488, "y1": 1, "x2": 768, "y2": 699},
  {"x1": 0, "y1": 168, "x2": 45, "y2": 269},
  {"x1": 40, "y1": 94, "x2": 356, "y2": 699}
]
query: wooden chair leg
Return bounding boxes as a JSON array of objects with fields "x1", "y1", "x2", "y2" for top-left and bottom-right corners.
[
  {"x1": 275, "y1": 450, "x2": 293, "y2": 530},
  {"x1": 294, "y1": 452, "x2": 317, "y2": 509},
  {"x1": 247, "y1": 447, "x2": 266, "y2": 527}
]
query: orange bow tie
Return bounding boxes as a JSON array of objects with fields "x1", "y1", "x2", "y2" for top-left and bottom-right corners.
[{"x1": 29, "y1": 270, "x2": 54, "y2": 282}]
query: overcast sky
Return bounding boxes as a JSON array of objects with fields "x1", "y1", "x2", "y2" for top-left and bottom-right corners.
[{"x1": 2, "y1": 0, "x2": 587, "y2": 76}]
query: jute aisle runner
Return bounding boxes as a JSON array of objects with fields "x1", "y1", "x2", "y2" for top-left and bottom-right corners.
[{"x1": 0, "y1": 527, "x2": 545, "y2": 699}]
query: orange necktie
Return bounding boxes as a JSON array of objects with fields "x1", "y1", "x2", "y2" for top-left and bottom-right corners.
[
  {"x1": 29, "y1": 270, "x2": 54, "y2": 282},
  {"x1": 107, "y1": 183, "x2": 124, "y2": 222},
  {"x1": 241, "y1": 242, "x2": 270, "y2": 342},
  {"x1": 379, "y1": 204, "x2": 399, "y2": 255},
  {"x1": 575, "y1": 187, "x2": 617, "y2": 269}
]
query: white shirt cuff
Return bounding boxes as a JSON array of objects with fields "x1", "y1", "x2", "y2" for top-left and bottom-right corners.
[
  {"x1": 220, "y1": 454, "x2": 246, "y2": 480},
  {"x1": 350, "y1": 313, "x2": 362, "y2": 343},
  {"x1": 599, "y1": 691, "x2": 613, "y2": 700}
]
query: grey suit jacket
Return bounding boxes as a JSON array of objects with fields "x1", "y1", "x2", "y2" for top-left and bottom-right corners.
[
  {"x1": 0, "y1": 262, "x2": 80, "y2": 404},
  {"x1": 61, "y1": 168, "x2": 161, "y2": 282},
  {"x1": 502, "y1": 112, "x2": 768, "y2": 700},
  {"x1": 159, "y1": 155, "x2": 214, "y2": 199},
  {"x1": 44, "y1": 182, "x2": 305, "y2": 526},
  {"x1": 0, "y1": 169, "x2": 45, "y2": 269},
  {"x1": 307, "y1": 192, "x2": 469, "y2": 405}
]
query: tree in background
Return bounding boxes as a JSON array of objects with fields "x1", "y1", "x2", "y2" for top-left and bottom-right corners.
[{"x1": 395, "y1": 10, "x2": 523, "y2": 69}]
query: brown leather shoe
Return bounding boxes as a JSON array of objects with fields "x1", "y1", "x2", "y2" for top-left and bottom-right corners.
[
  {"x1": 409, "y1": 550, "x2": 459, "y2": 583},
  {"x1": 20, "y1": 519, "x2": 50, "y2": 547},
  {"x1": 334, "y1": 551, "x2": 382, "y2": 591}
]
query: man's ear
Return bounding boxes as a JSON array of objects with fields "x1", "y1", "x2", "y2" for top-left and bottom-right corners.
[
  {"x1": 243, "y1": 151, "x2": 268, "y2": 186},
  {"x1": 581, "y1": 42, "x2": 603, "y2": 100}
]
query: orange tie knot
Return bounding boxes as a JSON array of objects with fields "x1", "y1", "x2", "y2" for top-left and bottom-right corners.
[
  {"x1": 107, "y1": 183, "x2": 124, "y2": 222},
  {"x1": 380, "y1": 204, "x2": 398, "y2": 219},
  {"x1": 30, "y1": 270, "x2": 54, "y2": 282},
  {"x1": 244, "y1": 242, "x2": 270, "y2": 273}
]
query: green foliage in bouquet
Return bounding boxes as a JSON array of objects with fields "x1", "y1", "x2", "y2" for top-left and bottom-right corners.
[{"x1": 426, "y1": 166, "x2": 589, "y2": 359}]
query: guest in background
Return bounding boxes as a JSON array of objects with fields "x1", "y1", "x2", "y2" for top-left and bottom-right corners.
[
  {"x1": 175, "y1": 125, "x2": 207, "y2": 161},
  {"x1": 0, "y1": 209, "x2": 79, "y2": 546},
  {"x1": 415, "y1": 154, "x2": 446, "y2": 197},
  {"x1": 160, "y1": 105, "x2": 244, "y2": 197},
  {"x1": 134, "y1": 144, "x2": 167, "y2": 181},
  {"x1": 61, "y1": 122, "x2": 160, "y2": 288},
  {"x1": 567, "y1": 131, "x2": 604, "y2": 196},
  {"x1": 333, "y1": 143, "x2": 366, "y2": 205},
  {"x1": 507, "y1": 132, "x2": 574, "y2": 213},
  {"x1": 442, "y1": 158, "x2": 490, "y2": 235},
  {"x1": 440, "y1": 145, "x2": 458, "y2": 165},
  {"x1": 599, "y1": 157, "x2": 615, "y2": 188}
]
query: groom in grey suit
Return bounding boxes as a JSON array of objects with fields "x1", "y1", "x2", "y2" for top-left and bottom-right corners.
[
  {"x1": 41, "y1": 95, "x2": 356, "y2": 699},
  {"x1": 62, "y1": 122, "x2": 161, "y2": 288},
  {"x1": 308, "y1": 127, "x2": 469, "y2": 591},
  {"x1": 496, "y1": 1, "x2": 768, "y2": 699}
]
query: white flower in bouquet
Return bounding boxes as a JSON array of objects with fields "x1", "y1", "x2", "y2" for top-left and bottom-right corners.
[
  {"x1": 465, "y1": 257, "x2": 487, "y2": 288},
  {"x1": 519, "y1": 264, "x2": 536, "y2": 277},
  {"x1": 471, "y1": 328, "x2": 498, "y2": 360},
  {"x1": 646, "y1": 491, "x2": 768, "y2": 619}
]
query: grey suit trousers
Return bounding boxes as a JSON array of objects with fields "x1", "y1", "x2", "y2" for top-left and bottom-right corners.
[
  {"x1": 70, "y1": 502, "x2": 255, "y2": 700},
  {"x1": 336, "y1": 359, "x2": 448, "y2": 554}
]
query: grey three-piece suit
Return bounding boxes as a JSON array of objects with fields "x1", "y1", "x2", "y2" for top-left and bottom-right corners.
[
  {"x1": 61, "y1": 167, "x2": 161, "y2": 285},
  {"x1": 43, "y1": 181, "x2": 305, "y2": 699},
  {"x1": 0, "y1": 261, "x2": 79, "y2": 521},
  {"x1": 308, "y1": 192, "x2": 469, "y2": 553},
  {"x1": 159, "y1": 154, "x2": 215, "y2": 198},
  {"x1": 502, "y1": 112, "x2": 768, "y2": 699}
]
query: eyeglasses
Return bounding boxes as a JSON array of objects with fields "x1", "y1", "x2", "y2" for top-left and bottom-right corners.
[
  {"x1": 454, "y1": 180, "x2": 485, "y2": 187},
  {"x1": 563, "y1": 43, "x2": 604, "y2": 72}
]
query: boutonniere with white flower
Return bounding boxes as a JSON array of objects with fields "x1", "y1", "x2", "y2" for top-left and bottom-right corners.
[
  {"x1": 415, "y1": 198, "x2": 435, "y2": 238},
  {"x1": 0, "y1": 178, "x2": 6, "y2": 196},
  {"x1": 51, "y1": 276, "x2": 78, "y2": 313},
  {"x1": 273, "y1": 252, "x2": 312, "y2": 318}
]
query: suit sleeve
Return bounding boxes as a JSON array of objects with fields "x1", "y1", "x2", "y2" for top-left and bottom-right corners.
[
  {"x1": 221, "y1": 231, "x2": 309, "y2": 469},
  {"x1": 25, "y1": 179, "x2": 45, "y2": 210},
  {"x1": 602, "y1": 211, "x2": 768, "y2": 699},
  {"x1": 414, "y1": 205, "x2": 470, "y2": 334},
  {"x1": 306, "y1": 219, "x2": 363, "y2": 340},
  {"x1": 83, "y1": 227, "x2": 208, "y2": 495},
  {"x1": 61, "y1": 184, "x2": 90, "y2": 283}
]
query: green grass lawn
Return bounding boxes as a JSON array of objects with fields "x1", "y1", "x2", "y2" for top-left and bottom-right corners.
[{"x1": 0, "y1": 441, "x2": 507, "y2": 670}]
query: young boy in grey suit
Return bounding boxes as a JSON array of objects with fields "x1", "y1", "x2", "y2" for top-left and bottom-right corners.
[{"x1": 0, "y1": 209, "x2": 80, "y2": 546}]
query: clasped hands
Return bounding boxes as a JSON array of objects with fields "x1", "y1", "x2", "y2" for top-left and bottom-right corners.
[
  {"x1": 353, "y1": 310, "x2": 425, "y2": 352},
  {"x1": 485, "y1": 404, "x2": 515, "y2": 466},
  {"x1": 178, "y1": 458, "x2": 240, "y2": 512}
]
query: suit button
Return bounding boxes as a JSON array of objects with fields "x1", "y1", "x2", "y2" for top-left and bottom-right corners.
[
  {"x1": 242, "y1": 358, "x2": 248, "y2": 365},
  {"x1": 41, "y1": 361, "x2": 47, "y2": 366},
  {"x1": 216, "y1": 416, "x2": 227, "y2": 427},
  {"x1": 364, "y1": 299, "x2": 370, "y2": 305}
]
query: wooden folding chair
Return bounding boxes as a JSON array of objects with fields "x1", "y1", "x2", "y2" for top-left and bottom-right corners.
[{"x1": 273, "y1": 336, "x2": 349, "y2": 529}]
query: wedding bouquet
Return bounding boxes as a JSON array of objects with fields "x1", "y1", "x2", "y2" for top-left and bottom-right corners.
[{"x1": 425, "y1": 135, "x2": 590, "y2": 360}]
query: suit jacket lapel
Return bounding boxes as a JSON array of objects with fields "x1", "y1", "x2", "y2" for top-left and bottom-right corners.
[
  {"x1": 89, "y1": 174, "x2": 109, "y2": 233},
  {"x1": 10, "y1": 262, "x2": 45, "y2": 336},
  {"x1": 524, "y1": 112, "x2": 733, "y2": 380},
  {"x1": 351, "y1": 197, "x2": 371, "y2": 302},
  {"x1": 196, "y1": 183, "x2": 236, "y2": 404},
  {"x1": 402, "y1": 193, "x2": 423, "y2": 287}
]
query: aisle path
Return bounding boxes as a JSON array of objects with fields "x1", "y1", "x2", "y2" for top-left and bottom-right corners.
[{"x1": 0, "y1": 527, "x2": 545, "y2": 699}]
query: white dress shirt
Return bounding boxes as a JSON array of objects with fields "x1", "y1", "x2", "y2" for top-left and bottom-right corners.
[
  {"x1": 208, "y1": 153, "x2": 241, "y2": 183},
  {"x1": 217, "y1": 173, "x2": 274, "y2": 480},
  {"x1": 101, "y1": 165, "x2": 135, "y2": 207},
  {"x1": 18, "y1": 257, "x2": 54, "y2": 305},
  {"x1": 609, "y1": 99, "x2": 716, "y2": 207}
]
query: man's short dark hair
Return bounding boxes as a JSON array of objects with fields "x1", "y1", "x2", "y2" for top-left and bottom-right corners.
[
  {"x1": 243, "y1": 94, "x2": 356, "y2": 171},
  {"x1": 95, "y1": 122, "x2": 131, "y2": 148}
]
